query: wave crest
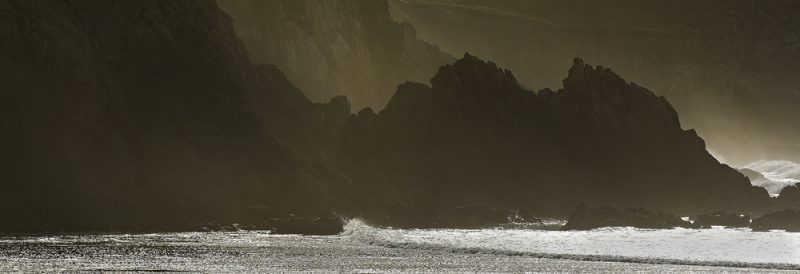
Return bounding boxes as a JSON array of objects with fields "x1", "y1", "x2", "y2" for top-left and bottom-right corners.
[{"x1": 340, "y1": 219, "x2": 800, "y2": 270}]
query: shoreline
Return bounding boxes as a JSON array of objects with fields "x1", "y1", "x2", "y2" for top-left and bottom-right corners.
[{"x1": 0, "y1": 231, "x2": 796, "y2": 273}]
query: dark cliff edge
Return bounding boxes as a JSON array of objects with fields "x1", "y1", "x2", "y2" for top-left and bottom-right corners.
[
  {"x1": 390, "y1": 0, "x2": 800, "y2": 166},
  {"x1": 0, "y1": 0, "x2": 346, "y2": 234},
  {"x1": 338, "y1": 54, "x2": 770, "y2": 227}
]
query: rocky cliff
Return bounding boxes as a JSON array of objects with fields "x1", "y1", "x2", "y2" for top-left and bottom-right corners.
[
  {"x1": 0, "y1": 0, "x2": 346, "y2": 232},
  {"x1": 217, "y1": 0, "x2": 453, "y2": 109},
  {"x1": 338, "y1": 54, "x2": 769, "y2": 226},
  {"x1": 0, "y1": 0, "x2": 780, "y2": 232},
  {"x1": 391, "y1": 0, "x2": 800, "y2": 166}
]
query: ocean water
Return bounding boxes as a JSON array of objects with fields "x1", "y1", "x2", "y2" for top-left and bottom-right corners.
[
  {"x1": 345, "y1": 220, "x2": 800, "y2": 268},
  {"x1": 744, "y1": 160, "x2": 800, "y2": 194},
  {"x1": 1, "y1": 220, "x2": 798, "y2": 272}
]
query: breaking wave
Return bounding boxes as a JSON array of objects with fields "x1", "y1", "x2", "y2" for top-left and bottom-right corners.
[
  {"x1": 743, "y1": 160, "x2": 800, "y2": 195},
  {"x1": 341, "y1": 219, "x2": 800, "y2": 270}
]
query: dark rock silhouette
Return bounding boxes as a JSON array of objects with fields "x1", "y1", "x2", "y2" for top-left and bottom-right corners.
[
  {"x1": 694, "y1": 211, "x2": 750, "y2": 228},
  {"x1": 562, "y1": 204, "x2": 696, "y2": 230},
  {"x1": 750, "y1": 210, "x2": 800, "y2": 232},
  {"x1": 774, "y1": 186, "x2": 800, "y2": 210},
  {"x1": 392, "y1": 0, "x2": 800, "y2": 166},
  {"x1": 0, "y1": 1, "x2": 781, "y2": 232},
  {"x1": 338, "y1": 54, "x2": 769, "y2": 226},
  {"x1": 0, "y1": 0, "x2": 345, "y2": 233},
  {"x1": 218, "y1": 0, "x2": 453, "y2": 109}
]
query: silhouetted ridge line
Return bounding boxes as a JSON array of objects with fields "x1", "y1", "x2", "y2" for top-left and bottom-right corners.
[{"x1": 338, "y1": 54, "x2": 770, "y2": 227}]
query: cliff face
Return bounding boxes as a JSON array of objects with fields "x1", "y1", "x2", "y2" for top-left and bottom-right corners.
[
  {"x1": 217, "y1": 0, "x2": 453, "y2": 109},
  {"x1": 390, "y1": 0, "x2": 800, "y2": 166},
  {"x1": 0, "y1": 0, "x2": 345, "y2": 232},
  {"x1": 0, "y1": 0, "x2": 780, "y2": 232},
  {"x1": 339, "y1": 54, "x2": 768, "y2": 225}
]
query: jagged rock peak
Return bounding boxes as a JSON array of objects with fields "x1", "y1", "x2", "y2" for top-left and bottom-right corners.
[
  {"x1": 430, "y1": 53, "x2": 523, "y2": 96},
  {"x1": 559, "y1": 56, "x2": 683, "y2": 129},
  {"x1": 572, "y1": 57, "x2": 585, "y2": 66},
  {"x1": 564, "y1": 56, "x2": 628, "y2": 93}
]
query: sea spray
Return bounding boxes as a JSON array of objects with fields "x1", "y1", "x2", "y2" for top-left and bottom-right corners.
[
  {"x1": 340, "y1": 219, "x2": 800, "y2": 270},
  {"x1": 743, "y1": 160, "x2": 800, "y2": 195}
]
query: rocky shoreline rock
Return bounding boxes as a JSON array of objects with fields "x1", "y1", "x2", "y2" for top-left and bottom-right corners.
[
  {"x1": 562, "y1": 204, "x2": 800, "y2": 233},
  {"x1": 750, "y1": 210, "x2": 800, "y2": 232},
  {"x1": 561, "y1": 204, "x2": 697, "y2": 231},
  {"x1": 694, "y1": 211, "x2": 750, "y2": 228}
]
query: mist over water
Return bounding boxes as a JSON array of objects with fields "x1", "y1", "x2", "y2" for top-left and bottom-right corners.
[
  {"x1": 746, "y1": 161, "x2": 800, "y2": 183},
  {"x1": 742, "y1": 160, "x2": 800, "y2": 195}
]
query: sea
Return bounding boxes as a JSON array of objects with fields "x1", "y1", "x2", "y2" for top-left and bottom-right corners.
[{"x1": 1, "y1": 219, "x2": 798, "y2": 273}]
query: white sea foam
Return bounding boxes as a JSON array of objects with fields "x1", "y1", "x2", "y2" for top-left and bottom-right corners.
[
  {"x1": 1, "y1": 223, "x2": 798, "y2": 272},
  {"x1": 342, "y1": 219, "x2": 800, "y2": 270},
  {"x1": 743, "y1": 160, "x2": 800, "y2": 195}
]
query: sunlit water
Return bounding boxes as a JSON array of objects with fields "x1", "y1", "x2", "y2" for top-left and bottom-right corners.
[
  {"x1": 345, "y1": 220, "x2": 800, "y2": 267},
  {"x1": 744, "y1": 160, "x2": 800, "y2": 194},
  {"x1": 1, "y1": 220, "x2": 798, "y2": 272}
]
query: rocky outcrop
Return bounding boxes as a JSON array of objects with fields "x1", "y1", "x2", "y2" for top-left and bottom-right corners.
[
  {"x1": 750, "y1": 210, "x2": 800, "y2": 232},
  {"x1": 0, "y1": 0, "x2": 346, "y2": 233},
  {"x1": 338, "y1": 54, "x2": 770, "y2": 225},
  {"x1": 694, "y1": 211, "x2": 750, "y2": 228},
  {"x1": 391, "y1": 0, "x2": 800, "y2": 166},
  {"x1": 218, "y1": 0, "x2": 453, "y2": 109},
  {"x1": 773, "y1": 186, "x2": 800, "y2": 210},
  {"x1": 562, "y1": 204, "x2": 696, "y2": 231}
]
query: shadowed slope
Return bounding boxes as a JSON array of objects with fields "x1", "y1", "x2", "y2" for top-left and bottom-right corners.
[
  {"x1": 218, "y1": 0, "x2": 454, "y2": 109},
  {"x1": 0, "y1": 0, "x2": 344, "y2": 232}
]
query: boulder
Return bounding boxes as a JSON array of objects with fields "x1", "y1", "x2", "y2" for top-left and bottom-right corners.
[
  {"x1": 694, "y1": 211, "x2": 750, "y2": 228},
  {"x1": 562, "y1": 204, "x2": 697, "y2": 230},
  {"x1": 750, "y1": 210, "x2": 800, "y2": 232}
]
